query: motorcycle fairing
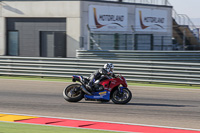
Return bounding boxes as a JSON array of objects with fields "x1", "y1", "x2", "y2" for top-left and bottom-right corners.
[
  {"x1": 84, "y1": 90, "x2": 110, "y2": 100},
  {"x1": 100, "y1": 76, "x2": 127, "y2": 89}
]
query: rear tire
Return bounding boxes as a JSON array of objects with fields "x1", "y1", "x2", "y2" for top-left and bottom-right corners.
[
  {"x1": 111, "y1": 88, "x2": 132, "y2": 104},
  {"x1": 63, "y1": 84, "x2": 84, "y2": 102}
]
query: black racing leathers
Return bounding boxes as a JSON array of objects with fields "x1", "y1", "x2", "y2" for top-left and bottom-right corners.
[{"x1": 88, "y1": 68, "x2": 115, "y2": 91}]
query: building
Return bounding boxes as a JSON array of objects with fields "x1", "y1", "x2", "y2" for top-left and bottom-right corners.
[{"x1": 0, "y1": 0, "x2": 173, "y2": 58}]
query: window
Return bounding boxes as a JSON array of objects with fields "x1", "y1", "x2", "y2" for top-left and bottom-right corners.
[
  {"x1": 135, "y1": 34, "x2": 153, "y2": 50},
  {"x1": 90, "y1": 33, "x2": 133, "y2": 50},
  {"x1": 7, "y1": 31, "x2": 19, "y2": 56}
]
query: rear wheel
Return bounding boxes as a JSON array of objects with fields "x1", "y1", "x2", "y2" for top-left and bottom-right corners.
[
  {"x1": 112, "y1": 88, "x2": 132, "y2": 104},
  {"x1": 63, "y1": 84, "x2": 84, "y2": 102}
]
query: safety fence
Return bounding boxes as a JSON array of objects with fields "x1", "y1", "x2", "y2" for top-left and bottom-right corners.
[
  {"x1": 89, "y1": 33, "x2": 176, "y2": 51},
  {"x1": 77, "y1": 50, "x2": 200, "y2": 63},
  {"x1": 0, "y1": 56, "x2": 200, "y2": 85}
]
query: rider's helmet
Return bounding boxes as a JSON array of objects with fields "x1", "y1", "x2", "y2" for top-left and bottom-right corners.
[{"x1": 104, "y1": 63, "x2": 114, "y2": 74}]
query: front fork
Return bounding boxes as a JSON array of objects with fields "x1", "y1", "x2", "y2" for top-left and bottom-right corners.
[{"x1": 118, "y1": 86, "x2": 125, "y2": 96}]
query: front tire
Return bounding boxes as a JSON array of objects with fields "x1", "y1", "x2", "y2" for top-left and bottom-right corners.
[
  {"x1": 63, "y1": 84, "x2": 84, "y2": 102},
  {"x1": 111, "y1": 88, "x2": 132, "y2": 104}
]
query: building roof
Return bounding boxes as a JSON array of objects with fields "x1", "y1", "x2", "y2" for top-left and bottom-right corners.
[{"x1": 0, "y1": 0, "x2": 172, "y2": 8}]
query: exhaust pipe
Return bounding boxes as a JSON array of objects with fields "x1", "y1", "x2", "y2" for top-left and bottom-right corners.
[{"x1": 81, "y1": 85, "x2": 92, "y2": 95}]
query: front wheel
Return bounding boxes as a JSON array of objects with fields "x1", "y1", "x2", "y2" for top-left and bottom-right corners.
[
  {"x1": 111, "y1": 88, "x2": 132, "y2": 104},
  {"x1": 63, "y1": 84, "x2": 84, "y2": 102}
]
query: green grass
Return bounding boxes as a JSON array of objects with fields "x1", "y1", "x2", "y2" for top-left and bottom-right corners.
[
  {"x1": 0, "y1": 122, "x2": 120, "y2": 133},
  {"x1": 127, "y1": 81, "x2": 200, "y2": 89},
  {"x1": 0, "y1": 75, "x2": 199, "y2": 89},
  {"x1": 0, "y1": 75, "x2": 69, "y2": 82}
]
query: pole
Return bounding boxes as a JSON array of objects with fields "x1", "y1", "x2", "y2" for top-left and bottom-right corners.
[{"x1": 183, "y1": 27, "x2": 186, "y2": 50}]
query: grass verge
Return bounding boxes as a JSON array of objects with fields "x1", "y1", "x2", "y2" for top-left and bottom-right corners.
[
  {"x1": 0, "y1": 122, "x2": 119, "y2": 133},
  {"x1": 0, "y1": 75, "x2": 199, "y2": 89}
]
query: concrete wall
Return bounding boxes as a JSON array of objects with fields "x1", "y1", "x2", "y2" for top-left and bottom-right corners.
[
  {"x1": 0, "y1": 1, "x2": 173, "y2": 57},
  {"x1": 80, "y1": 1, "x2": 172, "y2": 50},
  {"x1": 0, "y1": 1, "x2": 81, "y2": 57},
  {"x1": 7, "y1": 18, "x2": 66, "y2": 57},
  {"x1": 0, "y1": 4, "x2": 5, "y2": 55},
  {"x1": 80, "y1": 1, "x2": 134, "y2": 50}
]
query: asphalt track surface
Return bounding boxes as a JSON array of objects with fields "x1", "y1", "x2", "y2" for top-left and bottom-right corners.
[{"x1": 0, "y1": 79, "x2": 199, "y2": 130}]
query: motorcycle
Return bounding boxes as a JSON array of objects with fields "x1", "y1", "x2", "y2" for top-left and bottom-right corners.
[{"x1": 63, "y1": 75, "x2": 132, "y2": 104}]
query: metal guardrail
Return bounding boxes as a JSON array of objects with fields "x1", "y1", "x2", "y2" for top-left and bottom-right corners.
[
  {"x1": 77, "y1": 50, "x2": 200, "y2": 63},
  {"x1": 0, "y1": 56, "x2": 200, "y2": 85}
]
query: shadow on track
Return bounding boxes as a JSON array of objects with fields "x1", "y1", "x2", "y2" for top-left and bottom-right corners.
[
  {"x1": 76, "y1": 101, "x2": 196, "y2": 107},
  {"x1": 127, "y1": 103, "x2": 196, "y2": 107}
]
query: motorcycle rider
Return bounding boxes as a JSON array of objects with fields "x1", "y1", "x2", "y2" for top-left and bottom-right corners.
[{"x1": 86, "y1": 63, "x2": 116, "y2": 92}]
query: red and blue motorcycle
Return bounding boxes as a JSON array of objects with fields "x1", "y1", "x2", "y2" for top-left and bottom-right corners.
[{"x1": 63, "y1": 75, "x2": 132, "y2": 104}]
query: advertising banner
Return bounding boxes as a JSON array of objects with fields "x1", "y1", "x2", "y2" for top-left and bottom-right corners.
[
  {"x1": 89, "y1": 5, "x2": 128, "y2": 31},
  {"x1": 135, "y1": 8, "x2": 168, "y2": 32}
]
